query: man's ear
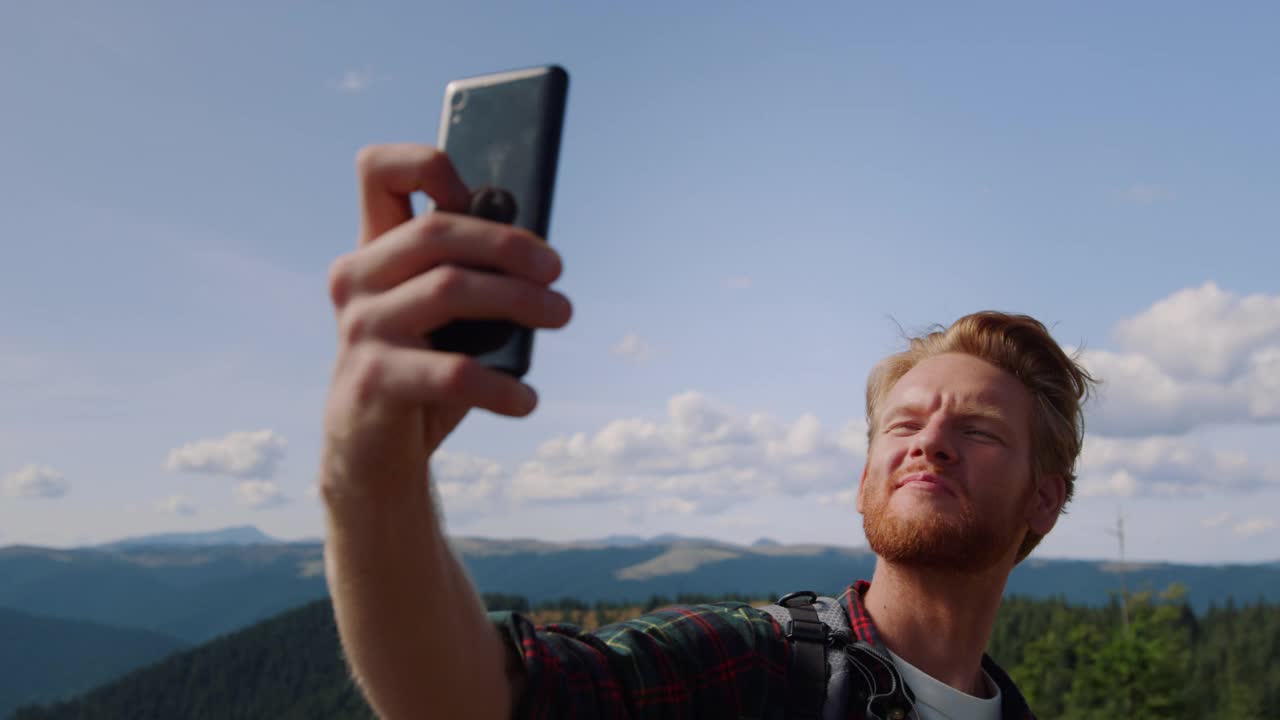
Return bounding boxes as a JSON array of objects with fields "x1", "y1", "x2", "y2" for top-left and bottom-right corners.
[
  {"x1": 1026, "y1": 472, "x2": 1066, "y2": 536},
  {"x1": 855, "y1": 465, "x2": 869, "y2": 514}
]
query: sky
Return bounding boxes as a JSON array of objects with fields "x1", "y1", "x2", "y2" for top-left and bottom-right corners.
[{"x1": 1, "y1": 3, "x2": 1277, "y2": 564}]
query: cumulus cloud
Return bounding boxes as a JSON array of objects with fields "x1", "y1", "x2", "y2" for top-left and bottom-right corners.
[
  {"x1": 431, "y1": 450, "x2": 503, "y2": 517},
  {"x1": 1200, "y1": 511, "x2": 1232, "y2": 529},
  {"x1": 234, "y1": 481, "x2": 286, "y2": 509},
  {"x1": 612, "y1": 333, "x2": 653, "y2": 361},
  {"x1": 156, "y1": 495, "x2": 197, "y2": 516},
  {"x1": 817, "y1": 488, "x2": 857, "y2": 507},
  {"x1": 1114, "y1": 282, "x2": 1280, "y2": 381},
  {"x1": 714, "y1": 514, "x2": 768, "y2": 530},
  {"x1": 166, "y1": 430, "x2": 287, "y2": 479},
  {"x1": 3, "y1": 464, "x2": 68, "y2": 499},
  {"x1": 508, "y1": 391, "x2": 866, "y2": 515},
  {"x1": 1082, "y1": 283, "x2": 1280, "y2": 436},
  {"x1": 1233, "y1": 518, "x2": 1276, "y2": 537},
  {"x1": 1076, "y1": 435, "x2": 1280, "y2": 498}
]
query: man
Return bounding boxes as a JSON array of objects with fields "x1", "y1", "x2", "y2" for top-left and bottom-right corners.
[{"x1": 319, "y1": 144, "x2": 1096, "y2": 719}]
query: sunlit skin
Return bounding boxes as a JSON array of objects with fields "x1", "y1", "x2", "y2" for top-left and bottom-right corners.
[{"x1": 856, "y1": 352, "x2": 1066, "y2": 697}]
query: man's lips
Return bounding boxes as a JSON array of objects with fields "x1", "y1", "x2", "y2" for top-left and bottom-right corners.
[{"x1": 895, "y1": 472, "x2": 957, "y2": 497}]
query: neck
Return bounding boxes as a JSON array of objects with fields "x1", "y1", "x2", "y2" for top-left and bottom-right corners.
[{"x1": 862, "y1": 559, "x2": 1011, "y2": 698}]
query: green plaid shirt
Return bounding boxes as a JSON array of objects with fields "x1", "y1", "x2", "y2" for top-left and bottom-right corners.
[{"x1": 490, "y1": 580, "x2": 1035, "y2": 719}]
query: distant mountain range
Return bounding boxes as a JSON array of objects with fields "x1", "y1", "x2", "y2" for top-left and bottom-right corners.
[
  {"x1": 3, "y1": 526, "x2": 1280, "y2": 718},
  {"x1": 0, "y1": 528, "x2": 1276, "y2": 642},
  {"x1": 91, "y1": 525, "x2": 281, "y2": 550}
]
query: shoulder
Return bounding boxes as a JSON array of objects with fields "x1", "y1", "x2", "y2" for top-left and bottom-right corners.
[
  {"x1": 594, "y1": 601, "x2": 787, "y2": 658},
  {"x1": 980, "y1": 654, "x2": 1038, "y2": 720},
  {"x1": 493, "y1": 603, "x2": 792, "y2": 718},
  {"x1": 488, "y1": 601, "x2": 787, "y2": 661}
]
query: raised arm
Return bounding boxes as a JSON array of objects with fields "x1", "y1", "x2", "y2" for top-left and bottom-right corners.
[{"x1": 319, "y1": 144, "x2": 570, "y2": 719}]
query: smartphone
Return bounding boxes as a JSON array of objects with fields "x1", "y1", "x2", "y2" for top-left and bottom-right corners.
[{"x1": 426, "y1": 65, "x2": 569, "y2": 378}]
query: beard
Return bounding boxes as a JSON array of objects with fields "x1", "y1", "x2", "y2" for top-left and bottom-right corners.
[{"x1": 861, "y1": 470, "x2": 1027, "y2": 574}]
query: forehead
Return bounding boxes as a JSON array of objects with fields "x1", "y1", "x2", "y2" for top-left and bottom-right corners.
[{"x1": 883, "y1": 353, "x2": 1031, "y2": 419}]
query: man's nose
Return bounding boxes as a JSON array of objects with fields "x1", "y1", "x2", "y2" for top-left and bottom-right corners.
[{"x1": 909, "y1": 421, "x2": 955, "y2": 464}]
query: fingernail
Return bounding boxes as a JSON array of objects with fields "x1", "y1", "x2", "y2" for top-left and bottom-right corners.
[
  {"x1": 544, "y1": 291, "x2": 569, "y2": 317},
  {"x1": 536, "y1": 249, "x2": 560, "y2": 277}
]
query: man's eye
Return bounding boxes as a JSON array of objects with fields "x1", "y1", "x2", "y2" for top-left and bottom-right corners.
[
  {"x1": 966, "y1": 428, "x2": 999, "y2": 440},
  {"x1": 889, "y1": 423, "x2": 920, "y2": 433}
]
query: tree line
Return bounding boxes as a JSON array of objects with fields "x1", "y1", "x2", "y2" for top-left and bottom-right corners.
[{"x1": 11, "y1": 586, "x2": 1278, "y2": 719}]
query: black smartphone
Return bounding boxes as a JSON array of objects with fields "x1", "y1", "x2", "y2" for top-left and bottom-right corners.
[{"x1": 426, "y1": 65, "x2": 569, "y2": 378}]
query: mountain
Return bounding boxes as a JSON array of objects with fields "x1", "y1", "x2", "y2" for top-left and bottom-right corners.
[
  {"x1": 8, "y1": 598, "x2": 374, "y2": 720},
  {"x1": 92, "y1": 525, "x2": 281, "y2": 550},
  {"x1": 4, "y1": 530, "x2": 1280, "y2": 717},
  {"x1": 0, "y1": 607, "x2": 188, "y2": 719},
  {"x1": 3, "y1": 530, "x2": 1279, "y2": 649},
  {"x1": 0, "y1": 543, "x2": 329, "y2": 644}
]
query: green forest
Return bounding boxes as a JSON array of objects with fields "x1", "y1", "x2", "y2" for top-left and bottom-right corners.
[{"x1": 11, "y1": 586, "x2": 1278, "y2": 719}]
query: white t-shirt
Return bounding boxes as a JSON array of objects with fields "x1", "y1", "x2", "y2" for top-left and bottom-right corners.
[{"x1": 885, "y1": 648, "x2": 1002, "y2": 720}]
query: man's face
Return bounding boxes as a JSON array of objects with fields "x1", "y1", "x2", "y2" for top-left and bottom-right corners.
[{"x1": 857, "y1": 352, "x2": 1042, "y2": 573}]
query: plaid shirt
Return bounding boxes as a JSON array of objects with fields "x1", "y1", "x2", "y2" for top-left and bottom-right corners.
[{"x1": 489, "y1": 580, "x2": 1036, "y2": 719}]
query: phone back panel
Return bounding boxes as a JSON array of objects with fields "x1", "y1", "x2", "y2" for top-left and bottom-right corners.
[
  {"x1": 434, "y1": 66, "x2": 569, "y2": 377},
  {"x1": 440, "y1": 66, "x2": 568, "y2": 239}
]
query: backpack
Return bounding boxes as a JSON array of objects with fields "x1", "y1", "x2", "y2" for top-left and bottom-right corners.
[
  {"x1": 760, "y1": 591, "x2": 853, "y2": 720},
  {"x1": 760, "y1": 590, "x2": 917, "y2": 720}
]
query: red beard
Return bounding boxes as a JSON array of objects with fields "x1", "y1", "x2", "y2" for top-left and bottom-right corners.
[{"x1": 861, "y1": 469, "x2": 1027, "y2": 573}]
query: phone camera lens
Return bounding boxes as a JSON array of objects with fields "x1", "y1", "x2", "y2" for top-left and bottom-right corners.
[{"x1": 450, "y1": 90, "x2": 468, "y2": 111}]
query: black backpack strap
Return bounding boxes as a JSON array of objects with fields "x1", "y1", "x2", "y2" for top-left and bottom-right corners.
[{"x1": 777, "y1": 590, "x2": 829, "y2": 720}]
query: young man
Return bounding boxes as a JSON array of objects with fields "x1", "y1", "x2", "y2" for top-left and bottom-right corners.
[{"x1": 320, "y1": 144, "x2": 1096, "y2": 719}]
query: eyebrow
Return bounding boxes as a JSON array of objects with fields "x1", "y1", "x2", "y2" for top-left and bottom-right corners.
[{"x1": 882, "y1": 402, "x2": 1014, "y2": 433}]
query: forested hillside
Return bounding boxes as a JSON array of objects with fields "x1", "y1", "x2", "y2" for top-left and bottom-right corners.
[{"x1": 12, "y1": 587, "x2": 1279, "y2": 719}]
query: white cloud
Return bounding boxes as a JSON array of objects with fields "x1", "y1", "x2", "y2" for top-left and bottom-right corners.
[
  {"x1": 166, "y1": 429, "x2": 287, "y2": 479},
  {"x1": 3, "y1": 464, "x2": 68, "y2": 499},
  {"x1": 431, "y1": 451, "x2": 503, "y2": 517},
  {"x1": 1113, "y1": 282, "x2": 1280, "y2": 381},
  {"x1": 155, "y1": 495, "x2": 197, "y2": 516},
  {"x1": 612, "y1": 333, "x2": 653, "y2": 361},
  {"x1": 1076, "y1": 435, "x2": 1280, "y2": 498},
  {"x1": 816, "y1": 488, "x2": 857, "y2": 507},
  {"x1": 508, "y1": 391, "x2": 866, "y2": 515},
  {"x1": 234, "y1": 481, "x2": 286, "y2": 509},
  {"x1": 714, "y1": 513, "x2": 768, "y2": 530},
  {"x1": 723, "y1": 276, "x2": 753, "y2": 290},
  {"x1": 1232, "y1": 518, "x2": 1276, "y2": 537},
  {"x1": 1113, "y1": 182, "x2": 1176, "y2": 206},
  {"x1": 1081, "y1": 283, "x2": 1280, "y2": 436},
  {"x1": 335, "y1": 68, "x2": 373, "y2": 93},
  {"x1": 1200, "y1": 511, "x2": 1232, "y2": 529}
]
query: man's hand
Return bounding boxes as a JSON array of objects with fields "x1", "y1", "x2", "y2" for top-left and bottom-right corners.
[
  {"x1": 319, "y1": 144, "x2": 572, "y2": 720},
  {"x1": 322, "y1": 143, "x2": 572, "y2": 501}
]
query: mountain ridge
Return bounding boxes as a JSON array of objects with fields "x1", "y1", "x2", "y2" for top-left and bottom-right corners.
[
  {"x1": 1, "y1": 529, "x2": 1276, "y2": 647},
  {"x1": 0, "y1": 606, "x2": 188, "y2": 719}
]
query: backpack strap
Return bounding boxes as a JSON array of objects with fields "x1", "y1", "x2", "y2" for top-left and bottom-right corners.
[
  {"x1": 760, "y1": 591, "x2": 855, "y2": 720},
  {"x1": 770, "y1": 591, "x2": 830, "y2": 720}
]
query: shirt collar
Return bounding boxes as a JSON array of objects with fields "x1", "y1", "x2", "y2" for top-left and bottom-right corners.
[{"x1": 836, "y1": 580, "x2": 1037, "y2": 720}]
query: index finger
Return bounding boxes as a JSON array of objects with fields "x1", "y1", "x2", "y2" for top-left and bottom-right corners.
[{"x1": 355, "y1": 144, "x2": 472, "y2": 247}]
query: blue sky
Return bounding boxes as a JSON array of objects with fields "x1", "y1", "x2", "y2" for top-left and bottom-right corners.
[{"x1": 2, "y1": 3, "x2": 1277, "y2": 563}]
